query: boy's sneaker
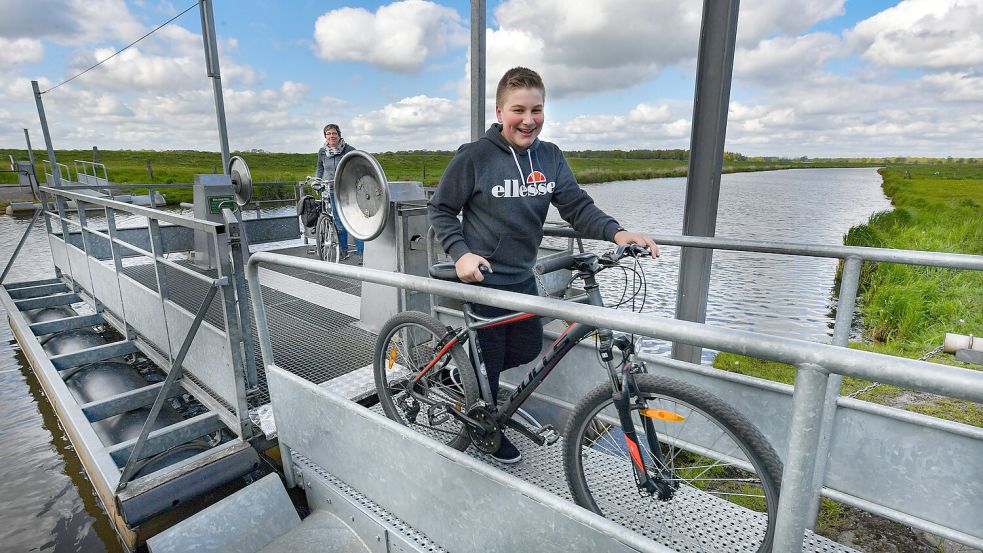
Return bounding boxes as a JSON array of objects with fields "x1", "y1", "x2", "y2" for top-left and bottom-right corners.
[{"x1": 490, "y1": 435, "x2": 522, "y2": 464}]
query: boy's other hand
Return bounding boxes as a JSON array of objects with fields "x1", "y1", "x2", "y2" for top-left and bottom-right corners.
[
  {"x1": 614, "y1": 230, "x2": 661, "y2": 258},
  {"x1": 456, "y1": 253, "x2": 492, "y2": 282}
]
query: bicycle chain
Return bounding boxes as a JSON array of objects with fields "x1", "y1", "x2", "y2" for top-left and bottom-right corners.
[{"x1": 847, "y1": 345, "x2": 944, "y2": 398}]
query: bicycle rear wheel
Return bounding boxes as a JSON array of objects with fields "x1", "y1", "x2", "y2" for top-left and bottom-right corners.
[
  {"x1": 564, "y1": 374, "x2": 782, "y2": 552},
  {"x1": 373, "y1": 311, "x2": 479, "y2": 451},
  {"x1": 315, "y1": 215, "x2": 340, "y2": 263}
]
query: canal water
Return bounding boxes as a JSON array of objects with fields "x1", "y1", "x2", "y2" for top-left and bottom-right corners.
[{"x1": 0, "y1": 167, "x2": 890, "y2": 551}]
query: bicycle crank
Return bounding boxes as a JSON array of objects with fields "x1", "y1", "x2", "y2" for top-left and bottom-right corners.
[{"x1": 465, "y1": 405, "x2": 501, "y2": 453}]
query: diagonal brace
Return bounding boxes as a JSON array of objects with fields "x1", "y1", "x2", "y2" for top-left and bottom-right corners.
[{"x1": 115, "y1": 278, "x2": 222, "y2": 491}]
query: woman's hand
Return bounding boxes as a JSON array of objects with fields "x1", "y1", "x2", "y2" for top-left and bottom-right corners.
[
  {"x1": 614, "y1": 230, "x2": 660, "y2": 258},
  {"x1": 455, "y1": 252, "x2": 492, "y2": 282}
]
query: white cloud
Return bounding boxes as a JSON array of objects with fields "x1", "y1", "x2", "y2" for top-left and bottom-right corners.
[
  {"x1": 846, "y1": 0, "x2": 983, "y2": 70},
  {"x1": 313, "y1": 0, "x2": 467, "y2": 73},
  {"x1": 0, "y1": 38, "x2": 44, "y2": 68},
  {"x1": 0, "y1": 0, "x2": 144, "y2": 44},
  {"x1": 544, "y1": 103, "x2": 691, "y2": 151},
  {"x1": 736, "y1": 0, "x2": 845, "y2": 45},
  {"x1": 919, "y1": 72, "x2": 983, "y2": 102},
  {"x1": 349, "y1": 95, "x2": 468, "y2": 150},
  {"x1": 735, "y1": 33, "x2": 841, "y2": 83},
  {"x1": 487, "y1": 1, "x2": 700, "y2": 99}
]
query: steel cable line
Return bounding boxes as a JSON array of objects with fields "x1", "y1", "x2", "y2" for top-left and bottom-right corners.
[{"x1": 41, "y1": 1, "x2": 199, "y2": 94}]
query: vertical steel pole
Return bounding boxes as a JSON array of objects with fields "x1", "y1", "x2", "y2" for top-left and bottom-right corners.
[
  {"x1": 200, "y1": 0, "x2": 231, "y2": 173},
  {"x1": 470, "y1": 0, "x2": 486, "y2": 141},
  {"x1": 774, "y1": 363, "x2": 829, "y2": 552},
  {"x1": 32, "y1": 81, "x2": 62, "y2": 188},
  {"x1": 23, "y1": 128, "x2": 39, "y2": 189},
  {"x1": 803, "y1": 256, "x2": 863, "y2": 528},
  {"x1": 671, "y1": 0, "x2": 740, "y2": 364}
]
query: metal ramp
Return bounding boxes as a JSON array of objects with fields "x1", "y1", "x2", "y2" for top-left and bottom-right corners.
[{"x1": 271, "y1": 366, "x2": 857, "y2": 553}]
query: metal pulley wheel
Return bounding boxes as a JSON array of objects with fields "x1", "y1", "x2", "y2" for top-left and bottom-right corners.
[
  {"x1": 228, "y1": 155, "x2": 253, "y2": 206},
  {"x1": 333, "y1": 150, "x2": 390, "y2": 241}
]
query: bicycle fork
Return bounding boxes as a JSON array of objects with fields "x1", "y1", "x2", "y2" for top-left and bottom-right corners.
[{"x1": 611, "y1": 361, "x2": 678, "y2": 501}]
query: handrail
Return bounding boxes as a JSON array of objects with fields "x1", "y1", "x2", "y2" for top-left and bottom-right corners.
[
  {"x1": 544, "y1": 227, "x2": 983, "y2": 270},
  {"x1": 246, "y1": 253, "x2": 983, "y2": 403},
  {"x1": 245, "y1": 250, "x2": 983, "y2": 551},
  {"x1": 40, "y1": 185, "x2": 223, "y2": 233}
]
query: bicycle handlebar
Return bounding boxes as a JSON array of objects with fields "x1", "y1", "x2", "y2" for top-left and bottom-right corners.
[{"x1": 535, "y1": 244, "x2": 650, "y2": 275}]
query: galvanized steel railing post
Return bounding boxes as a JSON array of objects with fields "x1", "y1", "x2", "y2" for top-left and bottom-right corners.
[
  {"x1": 774, "y1": 362, "x2": 830, "y2": 551},
  {"x1": 672, "y1": 0, "x2": 740, "y2": 364},
  {"x1": 74, "y1": 199, "x2": 103, "y2": 313},
  {"x1": 103, "y1": 206, "x2": 133, "y2": 339},
  {"x1": 147, "y1": 218, "x2": 175, "y2": 363},
  {"x1": 470, "y1": 0, "x2": 486, "y2": 141},
  {"x1": 804, "y1": 256, "x2": 863, "y2": 527},
  {"x1": 221, "y1": 208, "x2": 258, "y2": 391},
  {"x1": 213, "y1": 230, "x2": 254, "y2": 439}
]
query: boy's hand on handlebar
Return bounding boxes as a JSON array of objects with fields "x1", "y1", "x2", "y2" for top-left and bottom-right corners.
[
  {"x1": 614, "y1": 230, "x2": 660, "y2": 258},
  {"x1": 455, "y1": 252, "x2": 492, "y2": 283}
]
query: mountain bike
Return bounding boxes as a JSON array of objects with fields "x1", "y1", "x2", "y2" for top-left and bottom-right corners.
[
  {"x1": 306, "y1": 177, "x2": 340, "y2": 263},
  {"x1": 373, "y1": 244, "x2": 782, "y2": 551}
]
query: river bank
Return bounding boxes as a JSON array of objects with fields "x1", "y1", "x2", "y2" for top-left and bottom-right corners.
[{"x1": 713, "y1": 163, "x2": 982, "y2": 551}]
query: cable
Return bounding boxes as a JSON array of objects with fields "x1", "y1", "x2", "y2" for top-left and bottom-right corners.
[{"x1": 42, "y1": 1, "x2": 199, "y2": 94}]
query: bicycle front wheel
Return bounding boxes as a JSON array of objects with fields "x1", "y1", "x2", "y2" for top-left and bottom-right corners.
[
  {"x1": 564, "y1": 374, "x2": 782, "y2": 552},
  {"x1": 315, "y1": 215, "x2": 340, "y2": 263},
  {"x1": 373, "y1": 311, "x2": 479, "y2": 451}
]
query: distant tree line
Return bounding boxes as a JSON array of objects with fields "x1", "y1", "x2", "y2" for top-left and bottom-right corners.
[{"x1": 565, "y1": 149, "x2": 748, "y2": 161}]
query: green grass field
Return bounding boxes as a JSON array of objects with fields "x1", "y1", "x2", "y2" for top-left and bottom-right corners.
[{"x1": 0, "y1": 147, "x2": 890, "y2": 205}]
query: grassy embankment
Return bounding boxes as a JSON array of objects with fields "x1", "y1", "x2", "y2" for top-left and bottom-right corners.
[
  {"x1": 713, "y1": 163, "x2": 982, "y2": 426},
  {"x1": 0, "y1": 148, "x2": 883, "y2": 208},
  {"x1": 711, "y1": 163, "x2": 981, "y2": 541}
]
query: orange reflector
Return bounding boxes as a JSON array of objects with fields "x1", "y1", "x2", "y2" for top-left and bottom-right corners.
[
  {"x1": 640, "y1": 408, "x2": 686, "y2": 422},
  {"x1": 387, "y1": 347, "x2": 397, "y2": 369}
]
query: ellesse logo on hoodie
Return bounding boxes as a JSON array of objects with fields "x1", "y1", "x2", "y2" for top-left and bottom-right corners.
[{"x1": 492, "y1": 171, "x2": 556, "y2": 198}]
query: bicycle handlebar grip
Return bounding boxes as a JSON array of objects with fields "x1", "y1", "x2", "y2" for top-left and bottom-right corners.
[
  {"x1": 429, "y1": 262, "x2": 458, "y2": 280},
  {"x1": 535, "y1": 254, "x2": 576, "y2": 275}
]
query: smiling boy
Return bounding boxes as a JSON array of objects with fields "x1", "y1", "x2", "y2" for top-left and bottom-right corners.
[{"x1": 428, "y1": 67, "x2": 658, "y2": 464}]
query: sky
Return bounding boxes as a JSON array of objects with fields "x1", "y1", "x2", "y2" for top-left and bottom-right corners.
[{"x1": 0, "y1": 0, "x2": 981, "y2": 158}]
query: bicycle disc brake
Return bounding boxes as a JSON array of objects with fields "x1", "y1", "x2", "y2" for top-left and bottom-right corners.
[{"x1": 466, "y1": 405, "x2": 501, "y2": 453}]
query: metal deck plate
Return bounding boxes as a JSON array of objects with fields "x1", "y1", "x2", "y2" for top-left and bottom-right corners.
[{"x1": 352, "y1": 405, "x2": 856, "y2": 553}]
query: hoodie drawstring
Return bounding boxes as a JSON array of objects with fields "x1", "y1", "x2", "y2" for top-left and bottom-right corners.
[{"x1": 508, "y1": 145, "x2": 536, "y2": 184}]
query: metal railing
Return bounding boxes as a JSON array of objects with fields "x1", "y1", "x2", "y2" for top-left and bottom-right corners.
[
  {"x1": 73, "y1": 160, "x2": 109, "y2": 188},
  {"x1": 36, "y1": 184, "x2": 255, "y2": 488},
  {"x1": 246, "y1": 236, "x2": 983, "y2": 552}
]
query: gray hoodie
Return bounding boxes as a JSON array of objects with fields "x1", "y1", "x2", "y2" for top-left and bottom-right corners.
[
  {"x1": 315, "y1": 142, "x2": 355, "y2": 195},
  {"x1": 428, "y1": 123, "x2": 621, "y2": 285}
]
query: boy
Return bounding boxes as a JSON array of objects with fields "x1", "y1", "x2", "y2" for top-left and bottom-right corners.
[{"x1": 428, "y1": 67, "x2": 658, "y2": 464}]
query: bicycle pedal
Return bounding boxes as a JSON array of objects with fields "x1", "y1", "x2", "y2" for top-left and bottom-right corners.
[
  {"x1": 428, "y1": 404, "x2": 450, "y2": 426},
  {"x1": 537, "y1": 424, "x2": 559, "y2": 445}
]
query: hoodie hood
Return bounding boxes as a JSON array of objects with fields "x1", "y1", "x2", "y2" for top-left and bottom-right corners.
[{"x1": 482, "y1": 123, "x2": 541, "y2": 154}]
